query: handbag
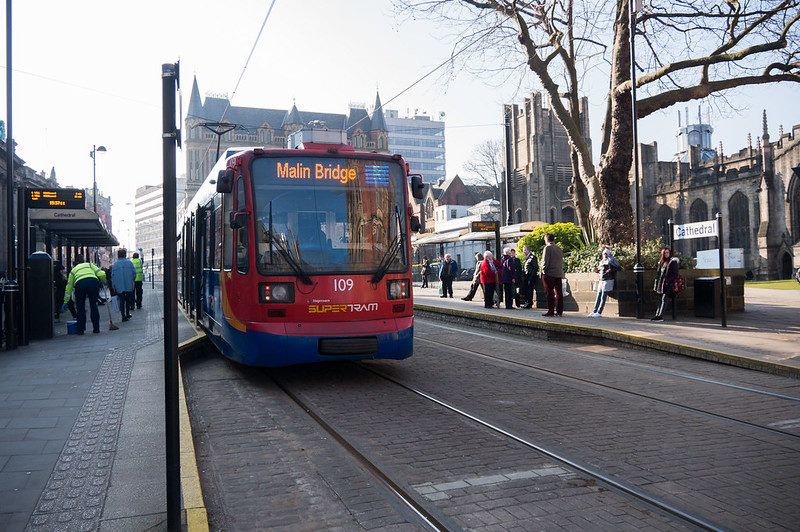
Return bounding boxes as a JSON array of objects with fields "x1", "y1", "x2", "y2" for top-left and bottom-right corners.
[{"x1": 672, "y1": 274, "x2": 686, "y2": 295}]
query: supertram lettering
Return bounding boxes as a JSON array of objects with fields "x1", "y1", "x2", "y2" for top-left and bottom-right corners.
[{"x1": 308, "y1": 303, "x2": 379, "y2": 313}]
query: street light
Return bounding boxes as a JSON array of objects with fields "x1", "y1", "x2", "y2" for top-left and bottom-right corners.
[
  {"x1": 90, "y1": 144, "x2": 107, "y2": 213},
  {"x1": 630, "y1": 2, "x2": 645, "y2": 319}
]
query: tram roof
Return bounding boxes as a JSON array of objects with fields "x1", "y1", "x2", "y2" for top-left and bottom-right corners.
[{"x1": 29, "y1": 208, "x2": 119, "y2": 246}]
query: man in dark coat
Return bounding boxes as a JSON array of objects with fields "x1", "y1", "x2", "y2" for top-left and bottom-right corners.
[
  {"x1": 438, "y1": 254, "x2": 458, "y2": 298},
  {"x1": 541, "y1": 233, "x2": 564, "y2": 316},
  {"x1": 521, "y1": 245, "x2": 539, "y2": 308}
]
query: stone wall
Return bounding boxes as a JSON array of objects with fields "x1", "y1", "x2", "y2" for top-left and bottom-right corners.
[{"x1": 535, "y1": 269, "x2": 745, "y2": 317}]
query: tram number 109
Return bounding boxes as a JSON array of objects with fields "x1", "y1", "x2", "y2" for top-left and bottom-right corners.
[{"x1": 333, "y1": 278, "x2": 354, "y2": 292}]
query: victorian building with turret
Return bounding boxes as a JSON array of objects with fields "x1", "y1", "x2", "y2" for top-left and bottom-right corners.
[{"x1": 183, "y1": 76, "x2": 389, "y2": 201}]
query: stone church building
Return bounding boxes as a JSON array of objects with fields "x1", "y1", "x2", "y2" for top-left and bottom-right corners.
[
  {"x1": 638, "y1": 108, "x2": 799, "y2": 279},
  {"x1": 184, "y1": 76, "x2": 389, "y2": 201},
  {"x1": 503, "y1": 92, "x2": 591, "y2": 225}
]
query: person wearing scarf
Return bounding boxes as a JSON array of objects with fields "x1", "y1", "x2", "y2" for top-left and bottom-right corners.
[{"x1": 588, "y1": 249, "x2": 620, "y2": 317}]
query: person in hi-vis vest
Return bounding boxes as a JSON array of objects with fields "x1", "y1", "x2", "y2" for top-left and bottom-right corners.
[
  {"x1": 62, "y1": 254, "x2": 107, "y2": 334},
  {"x1": 131, "y1": 252, "x2": 144, "y2": 309}
]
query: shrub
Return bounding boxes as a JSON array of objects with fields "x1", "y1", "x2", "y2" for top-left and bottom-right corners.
[
  {"x1": 564, "y1": 240, "x2": 697, "y2": 273},
  {"x1": 515, "y1": 223, "x2": 582, "y2": 260}
]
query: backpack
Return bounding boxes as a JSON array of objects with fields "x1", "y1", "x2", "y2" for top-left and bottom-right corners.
[{"x1": 672, "y1": 274, "x2": 686, "y2": 295}]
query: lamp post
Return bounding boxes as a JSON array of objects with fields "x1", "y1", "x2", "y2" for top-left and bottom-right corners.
[
  {"x1": 90, "y1": 144, "x2": 107, "y2": 212},
  {"x1": 630, "y1": 0, "x2": 645, "y2": 319}
]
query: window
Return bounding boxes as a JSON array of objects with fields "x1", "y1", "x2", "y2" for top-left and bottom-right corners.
[
  {"x1": 728, "y1": 192, "x2": 750, "y2": 252},
  {"x1": 450, "y1": 209, "x2": 457, "y2": 219},
  {"x1": 223, "y1": 185, "x2": 233, "y2": 271},
  {"x1": 561, "y1": 206, "x2": 575, "y2": 224},
  {"x1": 204, "y1": 202, "x2": 214, "y2": 268},
  {"x1": 656, "y1": 204, "x2": 673, "y2": 246},
  {"x1": 235, "y1": 178, "x2": 249, "y2": 273},
  {"x1": 214, "y1": 197, "x2": 223, "y2": 270},
  {"x1": 689, "y1": 199, "x2": 709, "y2": 255}
]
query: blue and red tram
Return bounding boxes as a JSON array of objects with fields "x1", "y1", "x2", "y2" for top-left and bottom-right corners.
[{"x1": 178, "y1": 129, "x2": 424, "y2": 367}]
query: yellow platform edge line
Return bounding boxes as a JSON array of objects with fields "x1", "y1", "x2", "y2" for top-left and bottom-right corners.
[{"x1": 178, "y1": 308, "x2": 210, "y2": 532}]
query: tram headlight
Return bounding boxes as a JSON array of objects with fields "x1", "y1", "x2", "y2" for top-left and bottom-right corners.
[
  {"x1": 387, "y1": 279, "x2": 410, "y2": 300},
  {"x1": 259, "y1": 282, "x2": 295, "y2": 304}
]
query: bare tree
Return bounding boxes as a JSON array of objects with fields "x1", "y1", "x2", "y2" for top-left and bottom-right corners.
[
  {"x1": 463, "y1": 138, "x2": 504, "y2": 199},
  {"x1": 396, "y1": 0, "x2": 800, "y2": 244}
]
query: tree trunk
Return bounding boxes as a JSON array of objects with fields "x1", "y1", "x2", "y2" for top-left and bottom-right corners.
[{"x1": 590, "y1": 0, "x2": 635, "y2": 244}]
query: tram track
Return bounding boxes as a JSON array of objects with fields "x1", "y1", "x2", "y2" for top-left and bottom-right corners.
[
  {"x1": 270, "y1": 363, "x2": 721, "y2": 531},
  {"x1": 415, "y1": 335, "x2": 800, "y2": 442},
  {"x1": 417, "y1": 318, "x2": 800, "y2": 403},
  {"x1": 269, "y1": 373, "x2": 453, "y2": 532},
  {"x1": 353, "y1": 363, "x2": 725, "y2": 532}
]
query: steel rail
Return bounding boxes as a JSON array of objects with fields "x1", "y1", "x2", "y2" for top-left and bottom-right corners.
[
  {"x1": 417, "y1": 318, "x2": 800, "y2": 403},
  {"x1": 416, "y1": 335, "x2": 800, "y2": 442},
  {"x1": 359, "y1": 364, "x2": 726, "y2": 532},
  {"x1": 269, "y1": 375, "x2": 452, "y2": 532}
]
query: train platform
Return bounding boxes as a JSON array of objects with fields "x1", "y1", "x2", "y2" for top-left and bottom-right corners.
[
  {"x1": 415, "y1": 282, "x2": 800, "y2": 377},
  {"x1": 0, "y1": 289, "x2": 198, "y2": 531}
]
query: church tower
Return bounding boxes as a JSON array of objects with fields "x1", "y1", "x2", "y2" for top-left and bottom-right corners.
[{"x1": 675, "y1": 105, "x2": 715, "y2": 163}]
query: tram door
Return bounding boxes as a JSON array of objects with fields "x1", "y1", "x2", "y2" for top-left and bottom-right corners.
[{"x1": 193, "y1": 208, "x2": 205, "y2": 323}]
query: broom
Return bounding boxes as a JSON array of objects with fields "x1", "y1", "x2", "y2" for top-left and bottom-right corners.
[{"x1": 104, "y1": 286, "x2": 119, "y2": 330}]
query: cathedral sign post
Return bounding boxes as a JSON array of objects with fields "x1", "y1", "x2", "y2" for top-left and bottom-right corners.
[{"x1": 671, "y1": 214, "x2": 727, "y2": 327}]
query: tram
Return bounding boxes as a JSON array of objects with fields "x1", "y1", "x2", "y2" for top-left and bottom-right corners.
[{"x1": 178, "y1": 127, "x2": 424, "y2": 367}]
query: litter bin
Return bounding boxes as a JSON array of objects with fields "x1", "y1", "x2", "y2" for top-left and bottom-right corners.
[
  {"x1": 694, "y1": 276, "x2": 720, "y2": 318},
  {"x1": 27, "y1": 252, "x2": 54, "y2": 340}
]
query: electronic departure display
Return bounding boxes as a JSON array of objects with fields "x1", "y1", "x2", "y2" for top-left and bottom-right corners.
[
  {"x1": 471, "y1": 220, "x2": 499, "y2": 232},
  {"x1": 26, "y1": 188, "x2": 86, "y2": 209}
]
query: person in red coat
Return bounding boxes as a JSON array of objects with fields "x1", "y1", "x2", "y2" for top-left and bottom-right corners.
[
  {"x1": 480, "y1": 250, "x2": 502, "y2": 309},
  {"x1": 652, "y1": 247, "x2": 680, "y2": 321}
]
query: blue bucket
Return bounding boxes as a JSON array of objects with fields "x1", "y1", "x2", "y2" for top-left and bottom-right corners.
[{"x1": 66, "y1": 321, "x2": 78, "y2": 335}]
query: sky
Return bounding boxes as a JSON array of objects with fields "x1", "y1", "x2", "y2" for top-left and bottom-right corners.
[{"x1": 2, "y1": 0, "x2": 799, "y2": 249}]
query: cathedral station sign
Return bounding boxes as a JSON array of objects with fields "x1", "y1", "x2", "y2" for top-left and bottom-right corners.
[{"x1": 672, "y1": 219, "x2": 718, "y2": 240}]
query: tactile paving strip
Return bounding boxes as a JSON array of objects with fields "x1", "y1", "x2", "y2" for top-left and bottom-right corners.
[{"x1": 25, "y1": 292, "x2": 164, "y2": 531}]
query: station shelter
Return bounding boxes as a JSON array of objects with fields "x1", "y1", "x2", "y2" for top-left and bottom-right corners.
[{"x1": 2, "y1": 187, "x2": 118, "y2": 349}]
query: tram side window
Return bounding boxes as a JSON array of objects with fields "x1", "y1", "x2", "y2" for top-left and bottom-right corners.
[
  {"x1": 235, "y1": 178, "x2": 249, "y2": 273},
  {"x1": 222, "y1": 189, "x2": 233, "y2": 271},
  {"x1": 204, "y1": 203, "x2": 214, "y2": 269},
  {"x1": 214, "y1": 203, "x2": 223, "y2": 270}
]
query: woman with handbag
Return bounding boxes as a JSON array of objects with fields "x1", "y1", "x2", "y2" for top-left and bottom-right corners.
[
  {"x1": 652, "y1": 247, "x2": 679, "y2": 321},
  {"x1": 480, "y1": 251, "x2": 501, "y2": 309}
]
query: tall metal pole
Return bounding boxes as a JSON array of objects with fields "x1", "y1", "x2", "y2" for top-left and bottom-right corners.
[
  {"x1": 92, "y1": 145, "x2": 97, "y2": 212},
  {"x1": 717, "y1": 212, "x2": 727, "y2": 328},
  {"x1": 162, "y1": 61, "x2": 180, "y2": 531},
  {"x1": 4, "y1": 0, "x2": 19, "y2": 350},
  {"x1": 630, "y1": 0, "x2": 645, "y2": 319}
]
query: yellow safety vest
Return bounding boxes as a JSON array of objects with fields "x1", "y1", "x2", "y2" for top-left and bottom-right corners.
[
  {"x1": 132, "y1": 258, "x2": 144, "y2": 282},
  {"x1": 64, "y1": 262, "x2": 106, "y2": 302}
]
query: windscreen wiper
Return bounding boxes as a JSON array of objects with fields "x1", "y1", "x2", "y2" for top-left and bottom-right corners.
[
  {"x1": 371, "y1": 205, "x2": 404, "y2": 284},
  {"x1": 269, "y1": 202, "x2": 313, "y2": 285}
]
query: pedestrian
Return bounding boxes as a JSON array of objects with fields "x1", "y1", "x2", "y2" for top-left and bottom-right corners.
[
  {"x1": 421, "y1": 257, "x2": 431, "y2": 288},
  {"x1": 541, "y1": 233, "x2": 564, "y2": 317},
  {"x1": 651, "y1": 247, "x2": 679, "y2": 321},
  {"x1": 61, "y1": 254, "x2": 107, "y2": 334},
  {"x1": 480, "y1": 250, "x2": 501, "y2": 309},
  {"x1": 461, "y1": 253, "x2": 484, "y2": 301},
  {"x1": 501, "y1": 247, "x2": 519, "y2": 309},
  {"x1": 111, "y1": 249, "x2": 136, "y2": 322},
  {"x1": 438, "y1": 253, "x2": 458, "y2": 298},
  {"x1": 131, "y1": 252, "x2": 145, "y2": 309},
  {"x1": 521, "y1": 245, "x2": 539, "y2": 308},
  {"x1": 588, "y1": 249, "x2": 620, "y2": 317}
]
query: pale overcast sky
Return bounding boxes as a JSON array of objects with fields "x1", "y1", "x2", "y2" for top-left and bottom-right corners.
[{"x1": 2, "y1": 0, "x2": 798, "y2": 248}]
